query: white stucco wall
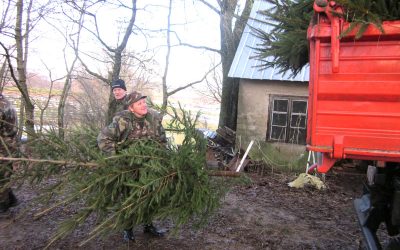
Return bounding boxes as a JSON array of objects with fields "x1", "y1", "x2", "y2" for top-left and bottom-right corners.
[{"x1": 236, "y1": 79, "x2": 308, "y2": 148}]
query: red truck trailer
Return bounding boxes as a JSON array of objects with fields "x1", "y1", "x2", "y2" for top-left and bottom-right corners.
[{"x1": 306, "y1": 1, "x2": 400, "y2": 249}]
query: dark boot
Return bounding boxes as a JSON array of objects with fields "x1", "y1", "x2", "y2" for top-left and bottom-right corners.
[
  {"x1": 0, "y1": 207, "x2": 10, "y2": 219},
  {"x1": 0, "y1": 202, "x2": 8, "y2": 213},
  {"x1": 8, "y1": 190, "x2": 18, "y2": 207},
  {"x1": 143, "y1": 223, "x2": 165, "y2": 237},
  {"x1": 123, "y1": 229, "x2": 135, "y2": 242},
  {"x1": 0, "y1": 188, "x2": 10, "y2": 213}
]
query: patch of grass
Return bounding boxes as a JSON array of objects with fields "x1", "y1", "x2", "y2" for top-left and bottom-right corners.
[{"x1": 249, "y1": 141, "x2": 307, "y2": 174}]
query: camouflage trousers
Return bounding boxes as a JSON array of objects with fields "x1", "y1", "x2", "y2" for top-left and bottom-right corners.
[{"x1": 0, "y1": 162, "x2": 13, "y2": 211}]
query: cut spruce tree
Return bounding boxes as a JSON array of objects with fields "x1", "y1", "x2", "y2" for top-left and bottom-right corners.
[
  {"x1": 252, "y1": 0, "x2": 400, "y2": 76},
  {"x1": 11, "y1": 105, "x2": 244, "y2": 247}
]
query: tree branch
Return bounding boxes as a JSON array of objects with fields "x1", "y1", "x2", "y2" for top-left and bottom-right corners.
[
  {"x1": 198, "y1": 0, "x2": 221, "y2": 15},
  {"x1": 0, "y1": 41, "x2": 30, "y2": 102},
  {"x1": 161, "y1": 0, "x2": 173, "y2": 109},
  {"x1": 0, "y1": 156, "x2": 98, "y2": 167},
  {"x1": 0, "y1": 156, "x2": 240, "y2": 177},
  {"x1": 233, "y1": 0, "x2": 253, "y2": 38},
  {"x1": 167, "y1": 62, "x2": 221, "y2": 96},
  {"x1": 117, "y1": 0, "x2": 137, "y2": 52},
  {"x1": 77, "y1": 55, "x2": 108, "y2": 83},
  {"x1": 179, "y1": 42, "x2": 220, "y2": 54},
  {"x1": 64, "y1": 1, "x2": 115, "y2": 53}
]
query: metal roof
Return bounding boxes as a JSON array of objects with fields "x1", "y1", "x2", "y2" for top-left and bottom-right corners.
[{"x1": 228, "y1": 0, "x2": 309, "y2": 82}]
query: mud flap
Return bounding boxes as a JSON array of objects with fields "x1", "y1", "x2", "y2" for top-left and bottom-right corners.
[{"x1": 354, "y1": 194, "x2": 382, "y2": 250}]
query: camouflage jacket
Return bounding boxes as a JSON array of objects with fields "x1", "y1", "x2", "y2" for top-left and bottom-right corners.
[
  {"x1": 0, "y1": 95, "x2": 18, "y2": 155},
  {"x1": 106, "y1": 95, "x2": 128, "y2": 124},
  {"x1": 112, "y1": 95, "x2": 128, "y2": 114},
  {"x1": 97, "y1": 108, "x2": 166, "y2": 154}
]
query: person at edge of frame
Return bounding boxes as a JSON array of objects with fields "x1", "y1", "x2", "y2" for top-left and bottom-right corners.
[
  {"x1": 365, "y1": 161, "x2": 400, "y2": 249},
  {"x1": 0, "y1": 94, "x2": 19, "y2": 216}
]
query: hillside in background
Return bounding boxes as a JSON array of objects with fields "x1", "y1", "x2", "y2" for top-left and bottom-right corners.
[{"x1": 2, "y1": 74, "x2": 220, "y2": 129}]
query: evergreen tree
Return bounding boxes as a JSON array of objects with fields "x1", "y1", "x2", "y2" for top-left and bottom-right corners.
[
  {"x1": 336, "y1": 0, "x2": 400, "y2": 38},
  {"x1": 253, "y1": 0, "x2": 400, "y2": 76},
  {"x1": 251, "y1": 0, "x2": 313, "y2": 76},
  {"x1": 12, "y1": 105, "x2": 242, "y2": 247}
]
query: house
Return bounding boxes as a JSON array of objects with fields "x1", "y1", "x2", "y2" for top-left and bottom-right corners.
[{"x1": 228, "y1": 0, "x2": 310, "y2": 153}]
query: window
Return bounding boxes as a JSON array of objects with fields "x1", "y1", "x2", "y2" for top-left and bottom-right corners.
[{"x1": 268, "y1": 96, "x2": 308, "y2": 145}]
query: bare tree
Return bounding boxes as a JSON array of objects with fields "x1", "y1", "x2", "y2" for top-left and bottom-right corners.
[
  {"x1": 36, "y1": 65, "x2": 63, "y2": 133},
  {"x1": 193, "y1": 59, "x2": 223, "y2": 104},
  {"x1": 0, "y1": 0, "x2": 52, "y2": 139},
  {"x1": 46, "y1": 0, "x2": 86, "y2": 138},
  {"x1": 65, "y1": 0, "x2": 138, "y2": 124},
  {"x1": 159, "y1": 0, "x2": 223, "y2": 110},
  {"x1": 0, "y1": 0, "x2": 12, "y2": 90},
  {"x1": 118, "y1": 50, "x2": 159, "y2": 94},
  {"x1": 0, "y1": 59, "x2": 9, "y2": 92},
  {"x1": 191, "y1": 0, "x2": 253, "y2": 130},
  {"x1": 66, "y1": 74, "x2": 109, "y2": 129}
]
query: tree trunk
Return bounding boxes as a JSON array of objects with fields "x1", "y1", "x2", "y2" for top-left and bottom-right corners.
[
  {"x1": 58, "y1": 3, "x2": 84, "y2": 138},
  {"x1": 58, "y1": 76, "x2": 72, "y2": 138},
  {"x1": 0, "y1": 61, "x2": 7, "y2": 92},
  {"x1": 106, "y1": 50, "x2": 123, "y2": 124},
  {"x1": 104, "y1": 0, "x2": 137, "y2": 124},
  {"x1": 106, "y1": 89, "x2": 117, "y2": 124},
  {"x1": 161, "y1": 0, "x2": 173, "y2": 111},
  {"x1": 218, "y1": 0, "x2": 252, "y2": 131},
  {"x1": 17, "y1": 97, "x2": 25, "y2": 140},
  {"x1": 15, "y1": 0, "x2": 35, "y2": 138}
]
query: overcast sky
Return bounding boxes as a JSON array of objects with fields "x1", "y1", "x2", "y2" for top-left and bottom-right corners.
[{"x1": 28, "y1": 0, "x2": 222, "y2": 89}]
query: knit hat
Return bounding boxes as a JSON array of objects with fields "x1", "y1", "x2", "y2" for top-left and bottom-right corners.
[
  {"x1": 111, "y1": 79, "x2": 127, "y2": 91},
  {"x1": 126, "y1": 91, "x2": 147, "y2": 106}
]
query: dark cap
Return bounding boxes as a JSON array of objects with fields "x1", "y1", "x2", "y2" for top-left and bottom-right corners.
[
  {"x1": 111, "y1": 79, "x2": 127, "y2": 91},
  {"x1": 126, "y1": 91, "x2": 147, "y2": 105}
]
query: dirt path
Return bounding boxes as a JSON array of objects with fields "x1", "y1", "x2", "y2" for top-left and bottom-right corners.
[{"x1": 0, "y1": 168, "x2": 367, "y2": 250}]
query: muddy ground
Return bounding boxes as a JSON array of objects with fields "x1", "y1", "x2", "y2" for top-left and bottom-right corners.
[{"x1": 0, "y1": 165, "x2": 387, "y2": 250}]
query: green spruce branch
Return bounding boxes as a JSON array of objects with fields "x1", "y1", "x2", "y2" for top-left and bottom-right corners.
[
  {"x1": 253, "y1": 0, "x2": 400, "y2": 76},
  {"x1": 8, "y1": 105, "x2": 244, "y2": 247}
]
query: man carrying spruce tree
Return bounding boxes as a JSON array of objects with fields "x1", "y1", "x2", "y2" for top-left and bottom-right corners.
[
  {"x1": 97, "y1": 91, "x2": 166, "y2": 241},
  {"x1": 0, "y1": 94, "x2": 19, "y2": 215}
]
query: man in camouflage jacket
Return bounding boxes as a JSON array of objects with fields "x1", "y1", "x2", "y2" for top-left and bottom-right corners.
[
  {"x1": 98, "y1": 91, "x2": 166, "y2": 154},
  {"x1": 0, "y1": 94, "x2": 18, "y2": 214},
  {"x1": 97, "y1": 91, "x2": 166, "y2": 241}
]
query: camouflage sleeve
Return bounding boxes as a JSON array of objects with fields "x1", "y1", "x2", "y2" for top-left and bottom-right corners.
[
  {"x1": 97, "y1": 114, "x2": 128, "y2": 155},
  {"x1": 158, "y1": 119, "x2": 167, "y2": 143},
  {"x1": 115, "y1": 97, "x2": 128, "y2": 114},
  {"x1": 153, "y1": 109, "x2": 167, "y2": 143},
  {"x1": 0, "y1": 104, "x2": 18, "y2": 138}
]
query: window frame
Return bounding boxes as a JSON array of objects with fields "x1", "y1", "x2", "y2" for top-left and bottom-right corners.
[{"x1": 266, "y1": 95, "x2": 308, "y2": 145}]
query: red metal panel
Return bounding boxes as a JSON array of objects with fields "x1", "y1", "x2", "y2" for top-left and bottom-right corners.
[{"x1": 307, "y1": 10, "x2": 400, "y2": 173}]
